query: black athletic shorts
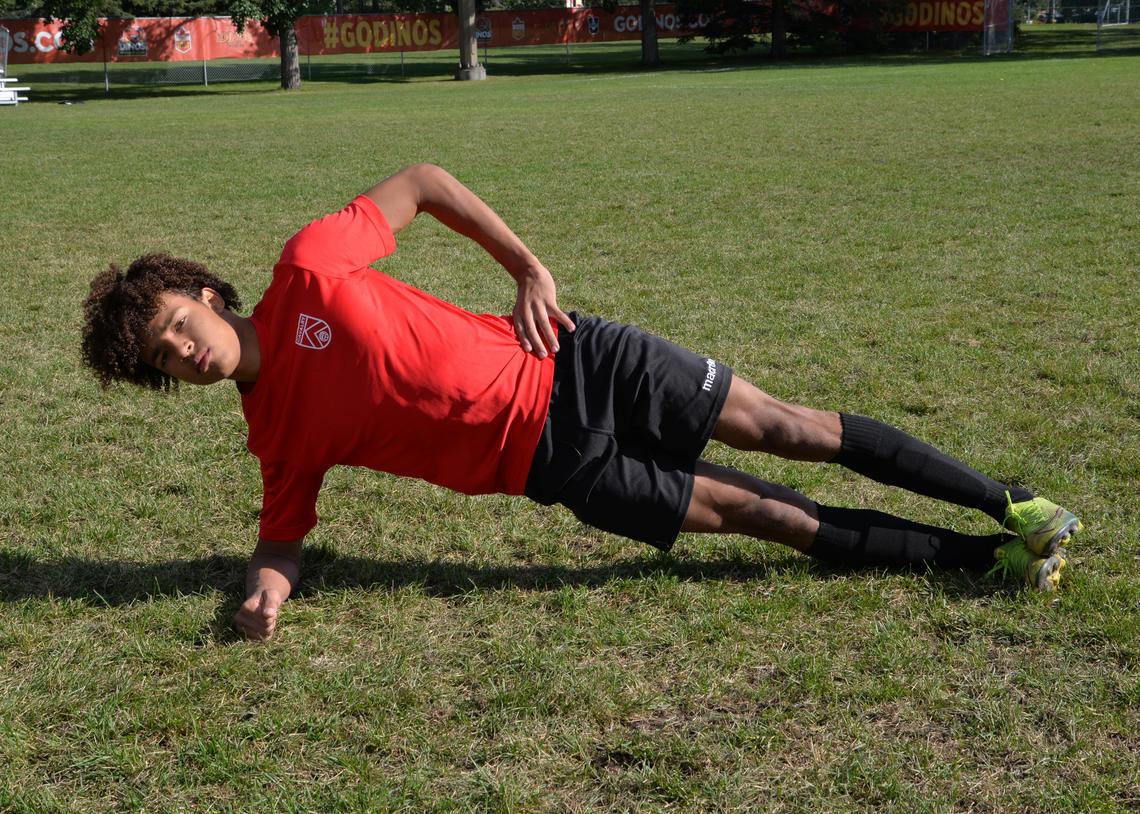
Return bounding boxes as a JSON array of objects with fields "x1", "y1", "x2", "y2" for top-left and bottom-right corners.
[{"x1": 524, "y1": 314, "x2": 732, "y2": 551}]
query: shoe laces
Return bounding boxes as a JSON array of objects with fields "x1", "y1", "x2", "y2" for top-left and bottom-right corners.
[
  {"x1": 987, "y1": 555, "x2": 1017, "y2": 581},
  {"x1": 1004, "y1": 491, "x2": 1045, "y2": 532},
  {"x1": 987, "y1": 539, "x2": 1035, "y2": 581}
]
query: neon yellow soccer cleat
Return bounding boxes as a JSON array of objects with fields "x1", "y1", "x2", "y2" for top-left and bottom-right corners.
[
  {"x1": 988, "y1": 539, "x2": 1066, "y2": 592},
  {"x1": 1003, "y1": 494, "x2": 1082, "y2": 557}
]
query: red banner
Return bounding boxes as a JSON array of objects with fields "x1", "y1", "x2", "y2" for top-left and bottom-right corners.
[
  {"x1": 881, "y1": 0, "x2": 985, "y2": 30},
  {"x1": 1, "y1": 16, "x2": 277, "y2": 63},
  {"x1": 296, "y1": 7, "x2": 711, "y2": 54},
  {"x1": 1, "y1": 2, "x2": 982, "y2": 65},
  {"x1": 1, "y1": 7, "x2": 709, "y2": 65}
]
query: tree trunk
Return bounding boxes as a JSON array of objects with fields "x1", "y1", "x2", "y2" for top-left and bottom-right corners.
[
  {"x1": 279, "y1": 25, "x2": 301, "y2": 90},
  {"x1": 640, "y1": 0, "x2": 660, "y2": 66},
  {"x1": 454, "y1": 0, "x2": 486, "y2": 79},
  {"x1": 771, "y1": 0, "x2": 787, "y2": 59}
]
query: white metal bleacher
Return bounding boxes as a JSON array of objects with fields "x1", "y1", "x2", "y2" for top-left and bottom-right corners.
[
  {"x1": 1, "y1": 26, "x2": 30, "y2": 106},
  {"x1": 0, "y1": 77, "x2": 31, "y2": 106}
]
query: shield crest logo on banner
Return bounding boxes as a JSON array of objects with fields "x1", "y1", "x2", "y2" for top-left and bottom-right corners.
[
  {"x1": 587, "y1": 16, "x2": 600, "y2": 35},
  {"x1": 296, "y1": 313, "x2": 332, "y2": 349},
  {"x1": 174, "y1": 26, "x2": 192, "y2": 53}
]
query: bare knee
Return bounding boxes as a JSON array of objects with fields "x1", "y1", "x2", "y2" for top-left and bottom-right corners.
[{"x1": 714, "y1": 378, "x2": 841, "y2": 461}]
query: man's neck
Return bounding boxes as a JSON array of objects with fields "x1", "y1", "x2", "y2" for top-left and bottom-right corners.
[{"x1": 224, "y1": 311, "x2": 261, "y2": 383}]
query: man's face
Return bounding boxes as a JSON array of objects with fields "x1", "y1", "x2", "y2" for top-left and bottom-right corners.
[{"x1": 140, "y1": 289, "x2": 241, "y2": 386}]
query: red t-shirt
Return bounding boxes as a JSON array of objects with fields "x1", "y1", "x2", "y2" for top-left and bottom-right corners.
[{"x1": 239, "y1": 196, "x2": 556, "y2": 541}]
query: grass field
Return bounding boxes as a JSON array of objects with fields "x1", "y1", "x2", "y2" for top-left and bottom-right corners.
[{"x1": 1, "y1": 34, "x2": 1138, "y2": 812}]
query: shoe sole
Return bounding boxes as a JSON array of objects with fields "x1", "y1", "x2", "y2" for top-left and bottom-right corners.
[
  {"x1": 1027, "y1": 517, "x2": 1082, "y2": 557},
  {"x1": 1033, "y1": 552, "x2": 1066, "y2": 592}
]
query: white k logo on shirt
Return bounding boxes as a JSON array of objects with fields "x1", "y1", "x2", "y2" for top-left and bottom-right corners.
[{"x1": 296, "y1": 313, "x2": 332, "y2": 349}]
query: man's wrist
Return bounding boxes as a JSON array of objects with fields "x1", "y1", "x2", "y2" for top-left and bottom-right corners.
[
  {"x1": 510, "y1": 261, "x2": 549, "y2": 283},
  {"x1": 246, "y1": 552, "x2": 299, "y2": 598}
]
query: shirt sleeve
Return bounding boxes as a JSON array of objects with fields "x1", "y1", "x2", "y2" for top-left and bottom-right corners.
[
  {"x1": 257, "y1": 461, "x2": 326, "y2": 541},
  {"x1": 276, "y1": 195, "x2": 397, "y2": 277}
]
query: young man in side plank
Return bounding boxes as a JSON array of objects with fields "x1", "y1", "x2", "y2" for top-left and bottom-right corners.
[{"x1": 81, "y1": 164, "x2": 1081, "y2": 641}]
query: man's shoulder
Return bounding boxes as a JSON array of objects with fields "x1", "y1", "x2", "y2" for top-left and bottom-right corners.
[{"x1": 276, "y1": 197, "x2": 395, "y2": 277}]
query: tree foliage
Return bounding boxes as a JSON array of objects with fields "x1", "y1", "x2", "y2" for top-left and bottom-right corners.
[
  {"x1": 31, "y1": 0, "x2": 228, "y2": 54},
  {"x1": 38, "y1": 0, "x2": 103, "y2": 53},
  {"x1": 480, "y1": 0, "x2": 565, "y2": 8},
  {"x1": 312, "y1": 0, "x2": 564, "y2": 12},
  {"x1": 227, "y1": 0, "x2": 328, "y2": 39}
]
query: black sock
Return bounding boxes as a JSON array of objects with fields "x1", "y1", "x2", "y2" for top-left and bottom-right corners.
[
  {"x1": 831, "y1": 413, "x2": 1032, "y2": 523},
  {"x1": 809, "y1": 504, "x2": 1006, "y2": 570}
]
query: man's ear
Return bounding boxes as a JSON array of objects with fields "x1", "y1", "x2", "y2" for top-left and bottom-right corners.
[{"x1": 200, "y1": 287, "x2": 227, "y2": 314}]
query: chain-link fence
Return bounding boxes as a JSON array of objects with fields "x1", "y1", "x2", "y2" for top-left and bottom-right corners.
[
  {"x1": 1096, "y1": 0, "x2": 1140, "y2": 49},
  {"x1": 12, "y1": 43, "x2": 588, "y2": 90},
  {"x1": 1020, "y1": 0, "x2": 1140, "y2": 49}
]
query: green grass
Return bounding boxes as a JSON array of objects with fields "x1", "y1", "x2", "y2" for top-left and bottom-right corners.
[{"x1": 2, "y1": 35, "x2": 1139, "y2": 812}]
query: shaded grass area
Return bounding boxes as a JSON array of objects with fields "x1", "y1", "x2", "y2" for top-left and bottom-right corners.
[{"x1": 1, "y1": 36, "x2": 1138, "y2": 812}]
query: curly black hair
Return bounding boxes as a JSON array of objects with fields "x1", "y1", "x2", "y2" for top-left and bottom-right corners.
[{"x1": 81, "y1": 253, "x2": 243, "y2": 391}]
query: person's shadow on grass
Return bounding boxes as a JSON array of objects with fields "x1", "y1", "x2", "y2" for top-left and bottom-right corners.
[{"x1": 0, "y1": 544, "x2": 999, "y2": 643}]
